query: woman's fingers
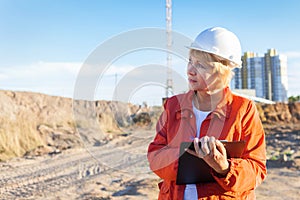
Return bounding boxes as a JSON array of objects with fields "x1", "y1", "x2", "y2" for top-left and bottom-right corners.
[
  {"x1": 186, "y1": 137, "x2": 225, "y2": 159},
  {"x1": 208, "y1": 136, "x2": 216, "y2": 155},
  {"x1": 194, "y1": 138, "x2": 206, "y2": 158},
  {"x1": 215, "y1": 139, "x2": 227, "y2": 157},
  {"x1": 193, "y1": 138, "x2": 200, "y2": 154},
  {"x1": 200, "y1": 136, "x2": 210, "y2": 156}
]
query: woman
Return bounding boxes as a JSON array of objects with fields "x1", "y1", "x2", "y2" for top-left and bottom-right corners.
[{"x1": 147, "y1": 27, "x2": 267, "y2": 199}]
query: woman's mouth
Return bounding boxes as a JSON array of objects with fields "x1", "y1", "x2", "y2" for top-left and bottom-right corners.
[{"x1": 188, "y1": 78, "x2": 197, "y2": 84}]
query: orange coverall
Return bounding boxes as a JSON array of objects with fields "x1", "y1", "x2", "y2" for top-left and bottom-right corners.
[{"x1": 147, "y1": 88, "x2": 267, "y2": 199}]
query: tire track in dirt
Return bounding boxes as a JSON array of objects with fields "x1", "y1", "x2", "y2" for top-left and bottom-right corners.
[{"x1": 0, "y1": 132, "x2": 153, "y2": 199}]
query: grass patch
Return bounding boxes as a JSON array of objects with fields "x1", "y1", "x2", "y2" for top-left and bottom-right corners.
[{"x1": 0, "y1": 116, "x2": 44, "y2": 161}]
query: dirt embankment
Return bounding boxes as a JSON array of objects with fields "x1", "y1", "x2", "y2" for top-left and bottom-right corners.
[
  {"x1": 0, "y1": 89, "x2": 299, "y2": 162},
  {"x1": 256, "y1": 102, "x2": 300, "y2": 123},
  {"x1": 0, "y1": 90, "x2": 160, "y2": 161},
  {"x1": 0, "y1": 90, "x2": 77, "y2": 161}
]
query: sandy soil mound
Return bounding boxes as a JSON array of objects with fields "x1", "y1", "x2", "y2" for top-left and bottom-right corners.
[{"x1": 0, "y1": 90, "x2": 161, "y2": 161}]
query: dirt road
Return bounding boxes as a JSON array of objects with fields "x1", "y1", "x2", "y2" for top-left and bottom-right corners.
[
  {"x1": 0, "y1": 128, "x2": 299, "y2": 200},
  {"x1": 0, "y1": 129, "x2": 158, "y2": 199}
]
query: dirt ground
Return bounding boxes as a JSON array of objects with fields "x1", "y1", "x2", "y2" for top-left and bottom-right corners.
[{"x1": 0, "y1": 124, "x2": 299, "y2": 200}]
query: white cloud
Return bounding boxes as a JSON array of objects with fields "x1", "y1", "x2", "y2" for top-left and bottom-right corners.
[
  {"x1": 0, "y1": 62, "x2": 82, "y2": 97},
  {"x1": 0, "y1": 61, "x2": 82, "y2": 80},
  {"x1": 282, "y1": 51, "x2": 300, "y2": 59},
  {"x1": 0, "y1": 61, "x2": 139, "y2": 99}
]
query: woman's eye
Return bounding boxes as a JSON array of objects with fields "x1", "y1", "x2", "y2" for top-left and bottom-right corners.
[
  {"x1": 188, "y1": 59, "x2": 208, "y2": 70},
  {"x1": 196, "y1": 63, "x2": 204, "y2": 69}
]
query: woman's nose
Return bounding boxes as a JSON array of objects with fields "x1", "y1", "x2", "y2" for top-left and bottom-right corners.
[{"x1": 187, "y1": 63, "x2": 197, "y2": 75}]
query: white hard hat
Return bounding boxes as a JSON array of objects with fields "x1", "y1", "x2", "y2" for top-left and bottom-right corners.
[{"x1": 188, "y1": 27, "x2": 242, "y2": 68}]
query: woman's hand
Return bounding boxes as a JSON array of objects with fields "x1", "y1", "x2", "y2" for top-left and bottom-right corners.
[{"x1": 186, "y1": 136, "x2": 230, "y2": 176}]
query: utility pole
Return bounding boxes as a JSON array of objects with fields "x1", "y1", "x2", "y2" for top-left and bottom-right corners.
[{"x1": 165, "y1": 0, "x2": 173, "y2": 98}]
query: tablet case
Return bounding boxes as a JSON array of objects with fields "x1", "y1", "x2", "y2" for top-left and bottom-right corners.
[{"x1": 176, "y1": 141, "x2": 246, "y2": 185}]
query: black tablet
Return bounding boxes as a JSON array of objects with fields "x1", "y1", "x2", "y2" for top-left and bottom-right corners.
[{"x1": 176, "y1": 140, "x2": 246, "y2": 185}]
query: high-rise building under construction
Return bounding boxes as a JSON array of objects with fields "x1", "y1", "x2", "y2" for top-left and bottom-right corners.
[{"x1": 231, "y1": 48, "x2": 288, "y2": 102}]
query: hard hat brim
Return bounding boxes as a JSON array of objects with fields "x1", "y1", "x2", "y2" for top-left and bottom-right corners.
[{"x1": 186, "y1": 45, "x2": 242, "y2": 68}]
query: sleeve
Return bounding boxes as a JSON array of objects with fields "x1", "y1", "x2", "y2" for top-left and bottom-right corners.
[
  {"x1": 212, "y1": 100, "x2": 267, "y2": 192},
  {"x1": 147, "y1": 101, "x2": 179, "y2": 181}
]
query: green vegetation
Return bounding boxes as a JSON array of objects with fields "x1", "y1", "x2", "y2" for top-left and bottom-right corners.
[{"x1": 288, "y1": 95, "x2": 300, "y2": 102}]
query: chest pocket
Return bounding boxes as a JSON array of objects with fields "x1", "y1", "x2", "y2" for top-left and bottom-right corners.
[{"x1": 167, "y1": 109, "x2": 196, "y2": 148}]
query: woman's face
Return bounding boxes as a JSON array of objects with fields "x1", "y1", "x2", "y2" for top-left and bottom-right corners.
[{"x1": 187, "y1": 55, "x2": 223, "y2": 93}]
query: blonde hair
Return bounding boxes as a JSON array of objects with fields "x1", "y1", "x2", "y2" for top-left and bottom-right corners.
[{"x1": 189, "y1": 49, "x2": 234, "y2": 86}]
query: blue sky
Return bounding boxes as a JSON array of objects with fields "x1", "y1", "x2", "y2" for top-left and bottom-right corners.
[{"x1": 1, "y1": 0, "x2": 300, "y2": 105}]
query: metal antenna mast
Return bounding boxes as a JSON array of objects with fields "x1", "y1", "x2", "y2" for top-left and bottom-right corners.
[{"x1": 165, "y1": 0, "x2": 173, "y2": 97}]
